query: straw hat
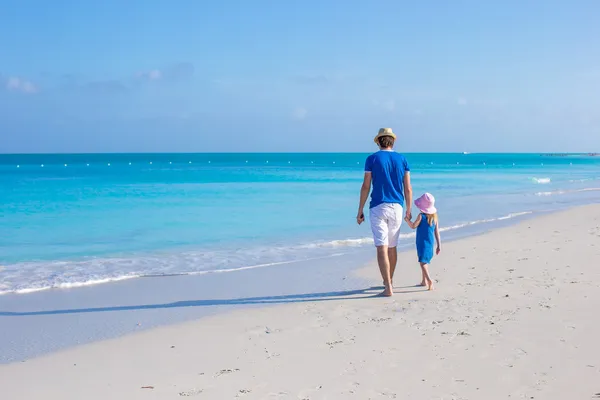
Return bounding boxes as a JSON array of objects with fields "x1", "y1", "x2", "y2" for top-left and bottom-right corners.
[{"x1": 373, "y1": 127, "x2": 397, "y2": 143}]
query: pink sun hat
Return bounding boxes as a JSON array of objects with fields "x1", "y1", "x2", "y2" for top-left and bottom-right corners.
[{"x1": 415, "y1": 193, "x2": 437, "y2": 214}]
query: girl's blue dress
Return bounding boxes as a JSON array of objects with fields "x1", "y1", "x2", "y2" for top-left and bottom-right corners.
[{"x1": 416, "y1": 213, "x2": 436, "y2": 264}]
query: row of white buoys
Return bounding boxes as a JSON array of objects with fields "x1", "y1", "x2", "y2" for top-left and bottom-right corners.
[
  {"x1": 18, "y1": 162, "x2": 204, "y2": 167},
  {"x1": 20, "y1": 161, "x2": 457, "y2": 168},
  {"x1": 13, "y1": 160, "x2": 563, "y2": 168}
]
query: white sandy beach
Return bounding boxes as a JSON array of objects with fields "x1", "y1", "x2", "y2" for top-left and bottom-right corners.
[{"x1": 1, "y1": 205, "x2": 599, "y2": 400}]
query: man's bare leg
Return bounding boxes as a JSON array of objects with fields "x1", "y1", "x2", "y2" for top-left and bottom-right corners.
[
  {"x1": 388, "y1": 247, "x2": 397, "y2": 288},
  {"x1": 377, "y1": 246, "x2": 393, "y2": 296}
]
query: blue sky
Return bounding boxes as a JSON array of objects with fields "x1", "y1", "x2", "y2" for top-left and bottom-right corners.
[{"x1": 1, "y1": 0, "x2": 599, "y2": 153}]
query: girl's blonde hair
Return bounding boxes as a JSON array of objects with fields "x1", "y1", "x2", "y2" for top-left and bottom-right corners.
[{"x1": 424, "y1": 213, "x2": 438, "y2": 226}]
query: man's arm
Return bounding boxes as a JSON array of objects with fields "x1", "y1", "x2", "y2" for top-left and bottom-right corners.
[
  {"x1": 357, "y1": 172, "x2": 371, "y2": 225},
  {"x1": 404, "y1": 213, "x2": 420, "y2": 229},
  {"x1": 403, "y1": 171, "x2": 413, "y2": 219}
]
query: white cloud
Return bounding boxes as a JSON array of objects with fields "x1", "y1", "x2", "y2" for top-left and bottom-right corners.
[
  {"x1": 457, "y1": 97, "x2": 468, "y2": 106},
  {"x1": 5, "y1": 77, "x2": 39, "y2": 94},
  {"x1": 147, "y1": 70, "x2": 162, "y2": 80},
  {"x1": 136, "y1": 63, "x2": 194, "y2": 82},
  {"x1": 292, "y1": 107, "x2": 308, "y2": 120},
  {"x1": 136, "y1": 69, "x2": 162, "y2": 80},
  {"x1": 383, "y1": 100, "x2": 395, "y2": 111},
  {"x1": 372, "y1": 99, "x2": 396, "y2": 112}
]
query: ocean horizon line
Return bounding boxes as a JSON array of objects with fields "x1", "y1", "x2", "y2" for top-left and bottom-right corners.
[{"x1": 1, "y1": 151, "x2": 598, "y2": 156}]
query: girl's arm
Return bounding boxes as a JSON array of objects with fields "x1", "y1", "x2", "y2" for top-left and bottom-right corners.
[
  {"x1": 435, "y1": 221, "x2": 442, "y2": 254},
  {"x1": 404, "y1": 214, "x2": 421, "y2": 229}
]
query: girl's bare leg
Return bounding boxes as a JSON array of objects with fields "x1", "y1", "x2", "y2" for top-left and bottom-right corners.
[
  {"x1": 420, "y1": 263, "x2": 434, "y2": 290},
  {"x1": 419, "y1": 263, "x2": 427, "y2": 286},
  {"x1": 419, "y1": 267, "x2": 427, "y2": 286}
]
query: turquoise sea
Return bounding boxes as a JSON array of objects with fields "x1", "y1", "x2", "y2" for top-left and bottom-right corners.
[{"x1": 1, "y1": 153, "x2": 599, "y2": 295}]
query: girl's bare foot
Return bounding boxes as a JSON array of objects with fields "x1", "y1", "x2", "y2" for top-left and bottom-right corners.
[
  {"x1": 427, "y1": 280, "x2": 435, "y2": 291},
  {"x1": 419, "y1": 280, "x2": 427, "y2": 287}
]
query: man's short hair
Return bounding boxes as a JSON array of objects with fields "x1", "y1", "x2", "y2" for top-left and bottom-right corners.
[{"x1": 377, "y1": 136, "x2": 395, "y2": 148}]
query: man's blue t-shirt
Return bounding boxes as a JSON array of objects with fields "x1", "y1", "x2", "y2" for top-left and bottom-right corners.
[{"x1": 365, "y1": 150, "x2": 410, "y2": 209}]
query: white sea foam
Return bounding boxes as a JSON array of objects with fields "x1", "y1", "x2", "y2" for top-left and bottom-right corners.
[
  {"x1": 569, "y1": 178, "x2": 599, "y2": 183},
  {"x1": 569, "y1": 178, "x2": 591, "y2": 183},
  {"x1": 535, "y1": 191, "x2": 564, "y2": 197},
  {"x1": 301, "y1": 211, "x2": 533, "y2": 249},
  {"x1": 0, "y1": 255, "x2": 344, "y2": 296},
  {"x1": 0, "y1": 211, "x2": 534, "y2": 296},
  {"x1": 535, "y1": 187, "x2": 600, "y2": 197},
  {"x1": 532, "y1": 177, "x2": 551, "y2": 184},
  {"x1": 0, "y1": 275, "x2": 140, "y2": 296}
]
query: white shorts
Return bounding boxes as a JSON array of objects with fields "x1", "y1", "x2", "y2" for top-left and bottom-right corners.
[{"x1": 370, "y1": 203, "x2": 403, "y2": 247}]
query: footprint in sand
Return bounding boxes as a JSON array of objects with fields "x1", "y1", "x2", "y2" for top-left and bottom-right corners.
[
  {"x1": 214, "y1": 368, "x2": 240, "y2": 377},
  {"x1": 179, "y1": 388, "x2": 203, "y2": 397}
]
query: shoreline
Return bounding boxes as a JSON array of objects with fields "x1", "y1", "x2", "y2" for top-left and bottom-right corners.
[
  {"x1": 0, "y1": 205, "x2": 551, "y2": 364},
  {"x1": 1, "y1": 204, "x2": 598, "y2": 399},
  {"x1": 0, "y1": 207, "x2": 541, "y2": 297},
  {"x1": 0, "y1": 202, "x2": 592, "y2": 364}
]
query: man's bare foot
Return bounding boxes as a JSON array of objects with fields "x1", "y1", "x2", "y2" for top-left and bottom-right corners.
[
  {"x1": 419, "y1": 281, "x2": 427, "y2": 287},
  {"x1": 380, "y1": 288, "x2": 393, "y2": 297},
  {"x1": 427, "y1": 281, "x2": 435, "y2": 291}
]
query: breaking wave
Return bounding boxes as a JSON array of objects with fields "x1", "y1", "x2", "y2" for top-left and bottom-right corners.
[
  {"x1": 535, "y1": 187, "x2": 600, "y2": 197},
  {"x1": 531, "y1": 177, "x2": 551, "y2": 184},
  {"x1": 0, "y1": 211, "x2": 534, "y2": 296}
]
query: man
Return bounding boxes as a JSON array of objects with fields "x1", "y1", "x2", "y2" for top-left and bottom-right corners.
[{"x1": 357, "y1": 128, "x2": 412, "y2": 297}]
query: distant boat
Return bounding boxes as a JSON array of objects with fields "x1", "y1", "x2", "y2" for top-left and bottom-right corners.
[{"x1": 463, "y1": 151, "x2": 469, "y2": 155}]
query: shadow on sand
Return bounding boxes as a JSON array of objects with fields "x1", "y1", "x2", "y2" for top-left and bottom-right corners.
[{"x1": 0, "y1": 286, "x2": 426, "y2": 317}]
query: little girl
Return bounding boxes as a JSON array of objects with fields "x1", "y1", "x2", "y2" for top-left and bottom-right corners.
[{"x1": 404, "y1": 193, "x2": 441, "y2": 290}]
